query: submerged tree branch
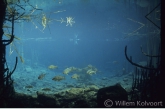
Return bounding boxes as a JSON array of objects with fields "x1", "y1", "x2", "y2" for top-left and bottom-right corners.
[
  {"x1": 125, "y1": 46, "x2": 158, "y2": 70},
  {"x1": 140, "y1": 45, "x2": 161, "y2": 57}
]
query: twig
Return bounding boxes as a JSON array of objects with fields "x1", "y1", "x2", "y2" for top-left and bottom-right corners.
[
  {"x1": 125, "y1": 46, "x2": 158, "y2": 70},
  {"x1": 145, "y1": 3, "x2": 161, "y2": 29},
  {"x1": 140, "y1": 45, "x2": 160, "y2": 57}
]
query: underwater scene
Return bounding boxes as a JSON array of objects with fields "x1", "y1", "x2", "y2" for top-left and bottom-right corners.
[{"x1": 3, "y1": 0, "x2": 161, "y2": 107}]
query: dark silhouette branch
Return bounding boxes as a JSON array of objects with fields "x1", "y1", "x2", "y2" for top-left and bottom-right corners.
[
  {"x1": 5, "y1": 57, "x2": 18, "y2": 81},
  {"x1": 125, "y1": 46, "x2": 158, "y2": 70},
  {"x1": 140, "y1": 45, "x2": 161, "y2": 57},
  {"x1": 4, "y1": 13, "x2": 14, "y2": 45},
  {"x1": 145, "y1": 3, "x2": 161, "y2": 29}
]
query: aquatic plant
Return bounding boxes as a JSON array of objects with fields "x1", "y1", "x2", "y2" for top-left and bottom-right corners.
[
  {"x1": 0, "y1": 0, "x2": 43, "y2": 107},
  {"x1": 123, "y1": 2, "x2": 162, "y2": 104},
  {"x1": 125, "y1": 33, "x2": 161, "y2": 102}
]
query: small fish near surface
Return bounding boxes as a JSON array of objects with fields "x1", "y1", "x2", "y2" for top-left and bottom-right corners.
[
  {"x1": 38, "y1": 73, "x2": 46, "y2": 80},
  {"x1": 48, "y1": 65, "x2": 58, "y2": 70}
]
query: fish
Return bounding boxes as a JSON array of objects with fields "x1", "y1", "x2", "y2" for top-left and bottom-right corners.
[
  {"x1": 41, "y1": 88, "x2": 51, "y2": 91},
  {"x1": 38, "y1": 73, "x2": 46, "y2": 80},
  {"x1": 63, "y1": 67, "x2": 72, "y2": 75},
  {"x1": 48, "y1": 65, "x2": 58, "y2": 69},
  {"x1": 86, "y1": 69, "x2": 96, "y2": 75},
  {"x1": 52, "y1": 76, "x2": 65, "y2": 81},
  {"x1": 25, "y1": 85, "x2": 33, "y2": 88},
  {"x1": 71, "y1": 74, "x2": 80, "y2": 80}
]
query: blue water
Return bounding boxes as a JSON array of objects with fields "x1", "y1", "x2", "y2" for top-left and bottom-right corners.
[{"x1": 4, "y1": 0, "x2": 160, "y2": 95}]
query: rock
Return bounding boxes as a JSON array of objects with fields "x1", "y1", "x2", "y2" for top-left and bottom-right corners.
[
  {"x1": 7, "y1": 86, "x2": 99, "y2": 108},
  {"x1": 54, "y1": 87, "x2": 97, "y2": 107},
  {"x1": 8, "y1": 92, "x2": 40, "y2": 108},
  {"x1": 86, "y1": 85, "x2": 99, "y2": 91},
  {"x1": 86, "y1": 91, "x2": 97, "y2": 98},
  {"x1": 65, "y1": 88, "x2": 84, "y2": 99},
  {"x1": 37, "y1": 92, "x2": 59, "y2": 107},
  {"x1": 97, "y1": 83, "x2": 128, "y2": 108}
]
